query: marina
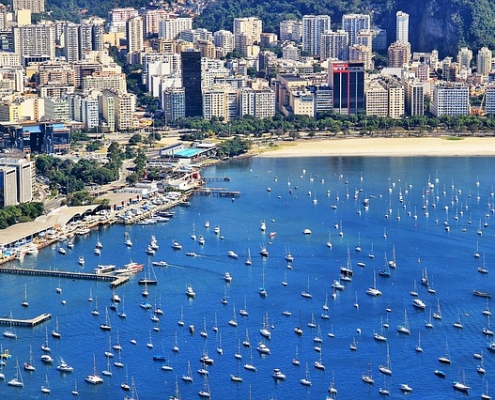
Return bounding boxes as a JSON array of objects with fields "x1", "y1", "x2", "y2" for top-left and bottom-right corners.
[{"x1": 0, "y1": 156, "x2": 494, "y2": 399}]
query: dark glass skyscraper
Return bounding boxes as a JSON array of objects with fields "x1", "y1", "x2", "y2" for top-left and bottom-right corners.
[
  {"x1": 181, "y1": 51, "x2": 203, "y2": 117},
  {"x1": 328, "y1": 61, "x2": 365, "y2": 115}
]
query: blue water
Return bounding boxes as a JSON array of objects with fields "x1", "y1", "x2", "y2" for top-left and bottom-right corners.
[{"x1": 1, "y1": 156, "x2": 495, "y2": 399}]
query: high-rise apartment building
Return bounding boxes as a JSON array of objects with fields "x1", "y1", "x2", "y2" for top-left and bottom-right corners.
[
  {"x1": 365, "y1": 77, "x2": 404, "y2": 118},
  {"x1": 63, "y1": 23, "x2": 80, "y2": 62},
  {"x1": 127, "y1": 16, "x2": 144, "y2": 55},
  {"x1": 404, "y1": 78, "x2": 424, "y2": 116},
  {"x1": 341, "y1": 14, "x2": 370, "y2": 46},
  {"x1": 162, "y1": 87, "x2": 185, "y2": 122},
  {"x1": 396, "y1": 11, "x2": 409, "y2": 43},
  {"x1": 181, "y1": 51, "x2": 202, "y2": 117},
  {"x1": 477, "y1": 47, "x2": 493, "y2": 76},
  {"x1": 485, "y1": 85, "x2": 495, "y2": 114},
  {"x1": 233, "y1": 17, "x2": 262, "y2": 56},
  {"x1": 0, "y1": 166, "x2": 17, "y2": 207},
  {"x1": 328, "y1": 61, "x2": 365, "y2": 115},
  {"x1": 13, "y1": 23, "x2": 56, "y2": 65},
  {"x1": 12, "y1": 0, "x2": 44, "y2": 13},
  {"x1": 214, "y1": 30, "x2": 235, "y2": 54},
  {"x1": 280, "y1": 20, "x2": 303, "y2": 42},
  {"x1": 302, "y1": 15, "x2": 331, "y2": 57},
  {"x1": 387, "y1": 41, "x2": 411, "y2": 68},
  {"x1": 457, "y1": 47, "x2": 473, "y2": 70},
  {"x1": 239, "y1": 88, "x2": 275, "y2": 119},
  {"x1": 430, "y1": 82, "x2": 469, "y2": 117},
  {"x1": 158, "y1": 17, "x2": 192, "y2": 40},
  {"x1": 0, "y1": 158, "x2": 33, "y2": 204},
  {"x1": 320, "y1": 30, "x2": 348, "y2": 61}
]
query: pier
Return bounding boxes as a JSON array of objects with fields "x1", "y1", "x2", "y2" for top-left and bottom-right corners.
[
  {"x1": 193, "y1": 188, "x2": 241, "y2": 197},
  {"x1": 203, "y1": 176, "x2": 231, "y2": 182},
  {"x1": 0, "y1": 313, "x2": 51, "y2": 327}
]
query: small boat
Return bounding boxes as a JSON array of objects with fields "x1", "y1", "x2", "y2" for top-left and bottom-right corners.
[
  {"x1": 433, "y1": 299, "x2": 442, "y2": 320},
  {"x1": 434, "y1": 369, "x2": 446, "y2": 378},
  {"x1": 415, "y1": 332, "x2": 423, "y2": 353},
  {"x1": 214, "y1": 225, "x2": 221, "y2": 235},
  {"x1": 23, "y1": 345, "x2": 36, "y2": 372},
  {"x1": 301, "y1": 277, "x2": 312, "y2": 298},
  {"x1": 453, "y1": 371, "x2": 470, "y2": 393},
  {"x1": 378, "y1": 344, "x2": 392, "y2": 375},
  {"x1": 227, "y1": 250, "x2": 238, "y2": 259},
  {"x1": 171, "y1": 241, "x2": 182, "y2": 250},
  {"x1": 397, "y1": 309, "x2": 410, "y2": 335},
  {"x1": 58, "y1": 247, "x2": 66, "y2": 255},
  {"x1": 52, "y1": 317, "x2": 62, "y2": 338},
  {"x1": 224, "y1": 272, "x2": 233, "y2": 282},
  {"x1": 244, "y1": 248, "x2": 252, "y2": 266},
  {"x1": 151, "y1": 260, "x2": 168, "y2": 267},
  {"x1": 78, "y1": 256, "x2": 85, "y2": 265},
  {"x1": 182, "y1": 360, "x2": 193, "y2": 383},
  {"x1": 272, "y1": 368, "x2": 286, "y2": 380},
  {"x1": 186, "y1": 286, "x2": 196, "y2": 298},
  {"x1": 198, "y1": 235, "x2": 205, "y2": 246},
  {"x1": 474, "y1": 290, "x2": 492, "y2": 298},
  {"x1": 259, "y1": 244, "x2": 269, "y2": 258},
  {"x1": 438, "y1": 339, "x2": 451, "y2": 364},
  {"x1": 366, "y1": 271, "x2": 382, "y2": 296},
  {"x1": 362, "y1": 360, "x2": 374, "y2": 385},
  {"x1": 41, "y1": 354, "x2": 53, "y2": 364},
  {"x1": 124, "y1": 232, "x2": 133, "y2": 247},
  {"x1": 413, "y1": 298, "x2": 426, "y2": 310},
  {"x1": 400, "y1": 383, "x2": 412, "y2": 392},
  {"x1": 57, "y1": 357, "x2": 74, "y2": 373},
  {"x1": 40, "y1": 374, "x2": 51, "y2": 394},
  {"x1": 99, "y1": 307, "x2": 111, "y2": 331}
]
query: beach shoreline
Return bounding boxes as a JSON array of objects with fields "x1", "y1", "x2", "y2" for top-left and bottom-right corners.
[{"x1": 254, "y1": 136, "x2": 495, "y2": 157}]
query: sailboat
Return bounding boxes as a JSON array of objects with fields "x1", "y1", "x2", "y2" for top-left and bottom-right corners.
[
  {"x1": 453, "y1": 309, "x2": 464, "y2": 329},
  {"x1": 178, "y1": 306, "x2": 185, "y2": 326},
  {"x1": 477, "y1": 351, "x2": 486, "y2": 374},
  {"x1": 102, "y1": 354, "x2": 112, "y2": 377},
  {"x1": 379, "y1": 375, "x2": 390, "y2": 396},
  {"x1": 41, "y1": 374, "x2": 51, "y2": 393},
  {"x1": 259, "y1": 266, "x2": 267, "y2": 297},
  {"x1": 72, "y1": 380, "x2": 79, "y2": 396},
  {"x1": 239, "y1": 296, "x2": 248, "y2": 316},
  {"x1": 229, "y1": 304, "x2": 238, "y2": 327},
  {"x1": 362, "y1": 359, "x2": 374, "y2": 384},
  {"x1": 124, "y1": 232, "x2": 133, "y2": 247},
  {"x1": 415, "y1": 333, "x2": 423, "y2": 353},
  {"x1": 244, "y1": 248, "x2": 252, "y2": 266},
  {"x1": 410, "y1": 280, "x2": 418, "y2": 297},
  {"x1": 85, "y1": 354, "x2": 103, "y2": 384},
  {"x1": 146, "y1": 330, "x2": 153, "y2": 349},
  {"x1": 24, "y1": 345, "x2": 36, "y2": 371},
  {"x1": 374, "y1": 318, "x2": 387, "y2": 342},
  {"x1": 260, "y1": 313, "x2": 271, "y2": 339},
  {"x1": 172, "y1": 331, "x2": 179, "y2": 353},
  {"x1": 315, "y1": 350, "x2": 325, "y2": 370},
  {"x1": 182, "y1": 360, "x2": 193, "y2": 383},
  {"x1": 301, "y1": 276, "x2": 312, "y2": 298},
  {"x1": 99, "y1": 307, "x2": 111, "y2": 331},
  {"x1": 453, "y1": 370, "x2": 470, "y2": 393},
  {"x1": 293, "y1": 346, "x2": 301, "y2": 365},
  {"x1": 8, "y1": 358, "x2": 24, "y2": 387},
  {"x1": 425, "y1": 310, "x2": 434, "y2": 329},
  {"x1": 52, "y1": 316, "x2": 62, "y2": 338},
  {"x1": 388, "y1": 245, "x2": 397, "y2": 268},
  {"x1": 300, "y1": 362, "x2": 312, "y2": 386},
  {"x1": 21, "y1": 285, "x2": 28, "y2": 307},
  {"x1": 216, "y1": 334, "x2": 223, "y2": 355},
  {"x1": 243, "y1": 348, "x2": 257, "y2": 372},
  {"x1": 41, "y1": 327, "x2": 51, "y2": 352},
  {"x1": 243, "y1": 328, "x2": 251, "y2": 347},
  {"x1": 118, "y1": 295, "x2": 127, "y2": 319},
  {"x1": 3, "y1": 312, "x2": 17, "y2": 339},
  {"x1": 433, "y1": 299, "x2": 442, "y2": 320},
  {"x1": 438, "y1": 339, "x2": 452, "y2": 364},
  {"x1": 366, "y1": 270, "x2": 382, "y2": 296},
  {"x1": 200, "y1": 317, "x2": 208, "y2": 338},
  {"x1": 121, "y1": 367, "x2": 131, "y2": 391},
  {"x1": 397, "y1": 309, "x2": 410, "y2": 335},
  {"x1": 138, "y1": 261, "x2": 158, "y2": 285},
  {"x1": 378, "y1": 344, "x2": 392, "y2": 375},
  {"x1": 198, "y1": 374, "x2": 211, "y2": 398}
]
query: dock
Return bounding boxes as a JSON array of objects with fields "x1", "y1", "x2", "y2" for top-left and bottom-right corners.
[
  {"x1": 0, "y1": 313, "x2": 51, "y2": 327},
  {"x1": 203, "y1": 177, "x2": 231, "y2": 182},
  {"x1": 0, "y1": 267, "x2": 131, "y2": 288},
  {"x1": 193, "y1": 188, "x2": 241, "y2": 197}
]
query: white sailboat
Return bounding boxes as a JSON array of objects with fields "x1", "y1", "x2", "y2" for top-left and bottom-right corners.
[
  {"x1": 8, "y1": 358, "x2": 24, "y2": 387},
  {"x1": 378, "y1": 344, "x2": 392, "y2": 375},
  {"x1": 182, "y1": 360, "x2": 193, "y2": 383},
  {"x1": 23, "y1": 345, "x2": 36, "y2": 371},
  {"x1": 124, "y1": 232, "x2": 133, "y2": 247},
  {"x1": 301, "y1": 276, "x2": 312, "y2": 298},
  {"x1": 99, "y1": 307, "x2": 111, "y2": 331},
  {"x1": 3, "y1": 312, "x2": 17, "y2": 339},
  {"x1": 244, "y1": 248, "x2": 252, "y2": 266},
  {"x1": 40, "y1": 374, "x2": 51, "y2": 393},
  {"x1": 415, "y1": 332, "x2": 423, "y2": 353},
  {"x1": 41, "y1": 327, "x2": 51, "y2": 352},
  {"x1": 52, "y1": 316, "x2": 62, "y2": 338},
  {"x1": 438, "y1": 339, "x2": 451, "y2": 364},
  {"x1": 85, "y1": 354, "x2": 103, "y2": 384},
  {"x1": 397, "y1": 309, "x2": 410, "y2": 335},
  {"x1": 366, "y1": 270, "x2": 382, "y2": 296},
  {"x1": 259, "y1": 266, "x2": 267, "y2": 297},
  {"x1": 300, "y1": 362, "x2": 312, "y2": 386},
  {"x1": 21, "y1": 284, "x2": 28, "y2": 307}
]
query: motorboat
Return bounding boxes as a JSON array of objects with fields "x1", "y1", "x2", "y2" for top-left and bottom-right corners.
[
  {"x1": 186, "y1": 286, "x2": 196, "y2": 298},
  {"x1": 152, "y1": 261, "x2": 168, "y2": 267},
  {"x1": 172, "y1": 241, "x2": 182, "y2": 250},
  {"x1": 227, "y1": 251, "x2": 238, "y2": 259},
  {"x1": 474, "y1": 290, "x2": 492, "y2": 298},
  {"x1": 58, "y1": 247, "x2": 66, "y2": 255},
  {"x1": 303, "y1": 228, "x2": 312, "y2": 235},
  {"x1": 57, "y1": 358, "x2": 74, "y2": 373},
  {"x1": 434, "y1": 369, "x2": 446, "y2": 378},
  {"x1": 78, "y1": 256, "x2": 85, "y2": 265},
  {"x1": 400, "y1": 384, "x2": 412, "y2": 392},
  {"x1": 412, "y1": 299, "x2": 426, "y2": 310},
  {"x1": 272, "y1": 368, "x2": 286, "y2": 380}
]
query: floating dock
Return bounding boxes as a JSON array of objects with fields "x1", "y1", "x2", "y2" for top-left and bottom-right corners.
[
  {"x1": 193, "y1": 188, "x2": 240, "y2": 197},
  {"x1": 0, "y1": 267, "x2": 130, "y2": 289},
  {"x1": 0, "y1": 313, "x2": 51, "y2": 327}
]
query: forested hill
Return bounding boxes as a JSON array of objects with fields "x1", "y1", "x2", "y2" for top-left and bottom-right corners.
[
  {"x1": 194, "y1": 0, "x2": 495, "y2": 56},
  {"x1": 41, "y1": 0, "x2": 495, "y2": 57}
]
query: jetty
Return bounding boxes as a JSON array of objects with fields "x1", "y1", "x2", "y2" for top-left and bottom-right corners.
[
  {"x1": 193, "y1": 188, "x2": 241, "y2": 197},
  {"x1": 0, "y1": 267, "x2": 129, "y2": 288},
  {"x1": 0, "y1": 313, "x2": 51, "y2": 327}
]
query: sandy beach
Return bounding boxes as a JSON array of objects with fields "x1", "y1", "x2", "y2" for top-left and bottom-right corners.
[{"x1": 256, "y1": 137, "x2": 495, "y2": 157}]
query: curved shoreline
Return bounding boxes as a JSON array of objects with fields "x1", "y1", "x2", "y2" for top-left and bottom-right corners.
[{"x1": 254, "y1": 137, "x2": 495, "y2": 157}]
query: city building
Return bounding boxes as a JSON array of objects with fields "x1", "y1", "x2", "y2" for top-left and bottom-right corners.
[
  {"x1": 349, "y1": 44, "x2": 372, "y2": 70},
  {"x1": 202, "y1": 85, "x2": 238, "y2": 121},
  {"x1": 233, "y1": 17, "x2": 262, "y2": 55},
  {"x1": 12, "y1": 0, "x2": 44, "y2": 13},
  {"x1": 82, "y1": 72, "x2": 127, "y2": 92},
  {"x1": 214, "y1": 30, "x2": 235, "y2": 54},
  {"x1": 0, "y1": 157, "x2": 33, "y2": 204},
  {"x1": 161, "y1": 87, "x2": 185, "y2": 122},
  {"x1": 13, "y1": 23, "x2": 56, "y2": 65},
  {"x1": 328, "y1": 61, "x2": 365, "y2": 115},
  {"x1": 485, "y1": 84, "x2": 495, "y2": 114},
  {"x1": 430, "y1": 81, "x2": 469, "y2": 117},
  {"x1": 302, "y1": 15, "x2": 331, "y2": 57},
  {"x1": 341, "y1": 14, "x2": 370, "y2": 46},
  {"x1": 457, "y1": 47, "x2": 473, "y2": 70},
  {"x1": 477, "y1": 47, "x2": 492, "y2": 76},
  {"x1": 181, "y1": 51, "x2": 202, "y2": 117},
  {"x1": 396, "y1": 11, "x2": 409, "y2": 44},
  {"x1": 158, "y1": 17, "x2": 192, "y2": 40},
  {"x1": 404, "y1": 78, "x2": 425, "y2": 116},
  {"x1": 63, "y1": 23, "x2": 80, "y2": 62},
  {"x1": 0, "y1": 166, "x2": 17, "y2": 207},
  {"x1": 320, "y1": 30, "x2": 348, "y2": 61},
  {"x1": 239, "y1": 88, "x2": 275, "y2": 119},
  {"x1": 387, "y1": 41, "x2": 411, "y2": 68},
  {"x1": 127, "y1": 16, "x2": 144, "y2": 55},
  {"x1": 280, "y1": 20, "x2": 303, "y2": 42}
]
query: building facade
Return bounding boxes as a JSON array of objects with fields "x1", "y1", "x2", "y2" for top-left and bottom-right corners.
[
  {"x1": 181, "y1": 51, "x2": 202, "y2": 117},
  {"x1": 328, "y1": 61, "x2": 365, "y2": 115},
  {"x1": 302, "y1": 15, "x2": 331, "y2": 57}
]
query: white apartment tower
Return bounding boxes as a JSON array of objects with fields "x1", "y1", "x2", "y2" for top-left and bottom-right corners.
[
  {"x1": 13, "y1": 23, "x2": 56, "y2": 62},
  {"x1": 477, "y1": 47, "x2": 492, "y2": 76},
  {"x1": 63, "y1": 23, "x2": 80, "y2": 62},
  {"x1": 320, "y1": 30, "x2": 348, "y2": 61},
  {"x1": 233, "y1": 17, "x2": 262, "y2": 52},
  {"x1": 127, "y1": 16, "x2": 144, "y2": 53},
  {"x1": 457, "y1": 47, "x2": 473, "y2": 70},
  {"x1": 342, "y1": 14, "x2": 370, "y2": 46},
  {"x1": 396, "y1": 11, "x2": 409, "y2": 44},
  {"x1": 302, "y1": 15, "x2": 331, "y2": 57},
  {"x1": 214, "y1": 30, "x2": 235, "y2": 53},
  {"x1": 158, "y1": 17, "x2": 192, "y2": 40},
  {"x1": 430, "y1": 82, "x2": 469, "y2": 117},
  {"x1": 404, "y1": 78, "x2": 424, "y2": 116}
]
